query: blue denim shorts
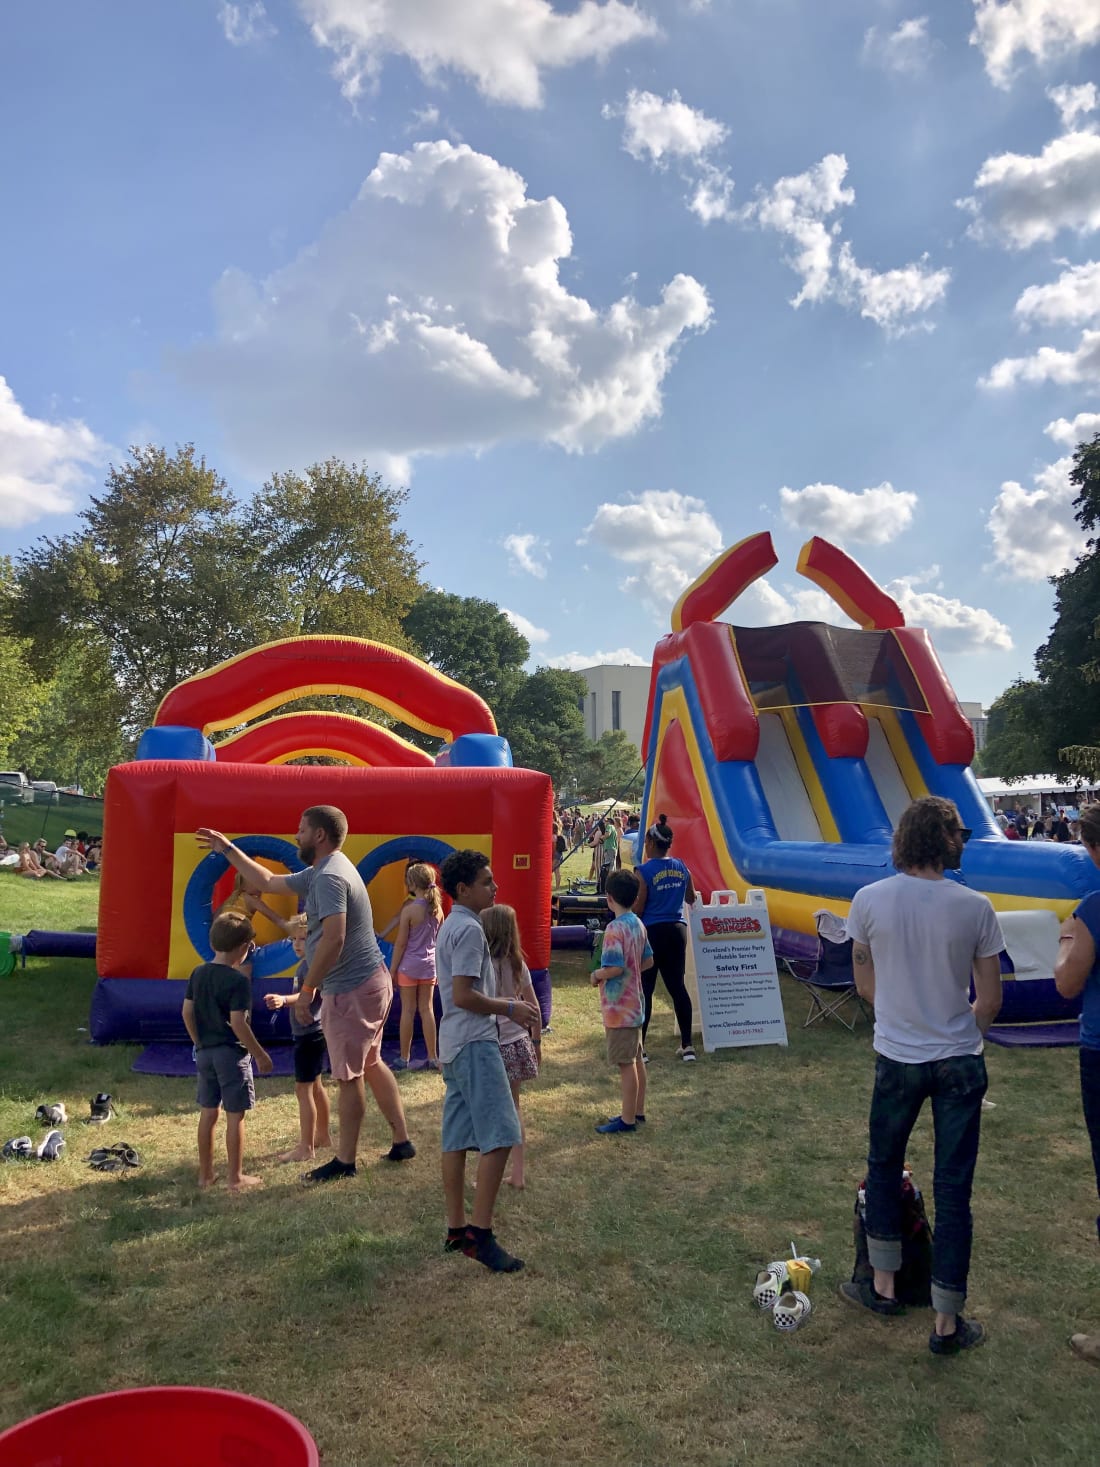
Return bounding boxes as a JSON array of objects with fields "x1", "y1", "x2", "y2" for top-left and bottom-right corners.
[
  {"x1": 441, "y1": 1040, "x2": 522, "y2": 1154},
  {"x1": 196, "y1": 1044, "x2": 255, "y2": 1113}
]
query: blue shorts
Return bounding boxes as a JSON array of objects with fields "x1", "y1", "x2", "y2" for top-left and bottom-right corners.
[
  {"x1": 196, "y1": 1045, "x2": 255, "y2": 1113},
  {"x1": 441, "y1": 1040, "x2": 522, "y2": 1154}
]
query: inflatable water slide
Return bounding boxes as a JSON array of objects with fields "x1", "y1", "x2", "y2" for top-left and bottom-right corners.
[{"x1": 637, "y1": 533, "x2": 1100, "y2": 1031}]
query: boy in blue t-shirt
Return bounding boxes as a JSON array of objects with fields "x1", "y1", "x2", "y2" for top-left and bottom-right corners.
[{"x1": 591, "y1": 869, "x2": 653, "y2": 1135}]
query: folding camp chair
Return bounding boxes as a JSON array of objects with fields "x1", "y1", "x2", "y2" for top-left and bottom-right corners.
[{"x1": 782, "y1": 912, "x2": 871, "y2": 1031}]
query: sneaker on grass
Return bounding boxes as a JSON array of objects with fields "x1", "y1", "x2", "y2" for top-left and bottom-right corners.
[
  {"x1": 929, "y1": 1318, "x2": 985, "y2": 1356},
  {"x1": 677, "y1": 1045, "x2": 697, "y2": 1063},
  {"x1": 595, "y1": 1116, "x2": 636, "y2": 1134},
  {"x1": 837, "y1": 1279, "x2": 905, "y2": 1317},
  {"x1": 303, "y1": 1157, "x2": 357, "y2": 1183},
  {"x1": 383, "y1": 1140, "x2": 416, "y2": 1162},
  {"x1": 462, "y1": 1227, "x2": 524, "y2": 1273}
]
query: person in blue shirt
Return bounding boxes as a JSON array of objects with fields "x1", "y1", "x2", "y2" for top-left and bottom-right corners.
[
  {"x1": 1055, "y1": 802, "x2": 1100, "y2": 1367},
  {"x1": 632, "y1": 814, "x2": 698, "y2": 1062}
]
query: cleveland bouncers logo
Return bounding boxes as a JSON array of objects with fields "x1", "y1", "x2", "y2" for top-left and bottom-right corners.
[{"x1": 700, "y1": 915, "x2": 763, "y2": 938}]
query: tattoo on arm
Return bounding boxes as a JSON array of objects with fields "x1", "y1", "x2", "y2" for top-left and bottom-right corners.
[{"x1": 853, "y1": 947, "x2": 869, "y2": 965}]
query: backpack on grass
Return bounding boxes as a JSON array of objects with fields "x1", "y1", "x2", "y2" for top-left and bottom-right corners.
[{"x1": 851, "y1": 1169, "x2": 933, "y2": 1308}]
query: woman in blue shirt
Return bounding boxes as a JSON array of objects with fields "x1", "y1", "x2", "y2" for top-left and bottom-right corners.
[
  {"x1": 1055, "y1": 802, "x2": 1100, "y2": 1366},
  {"x1": 632, "y1": 814, "x2": 698, "y2": 1062}
]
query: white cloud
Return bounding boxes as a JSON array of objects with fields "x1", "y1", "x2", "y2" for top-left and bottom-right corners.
[
  {"x1": 545, "y1": 646, "x2": 648, "y2": 670},
  {"x1": 885, "y1": 573, "x2": 1013, "y2": 651},
  {"x1": 407, "y1": 103, "x2": 441, "y2": 132},
  {"x1": 778, "y1": 481, "x2": 918, "y2": 544},
  {"x1": 971, "y1": 0, "x2": 1100, "y2": 88},
  {"x1": 299, "y1": 0, "x2": 659, "y2": 107},
  {"x1": 503, "y1": 531, "x2": 550, "y2": 578},
  {"x1": 0, "y1": 377, "x2": 104, "y2": 530},
  {"x1": 688, "y1": 162, "x2": 735, "y2": 223},
  {"x1": 988, "y1": 454, "x2": 1082, "y2": 576},
  {"x1": 1048, "y1": 80, "x2": 1099, "y2": 127},
  {"x1": 1015, "y1": 260, "x2": 1100, "y2": 326},
  {"x1": 1045, "y1": 409, "x2": 1100, "y2": 445},
  {"x1": 606, "y1": 89, "x2": 734, "y2": 223},
  {"x1": 580, "y1": 488, "x2": 724, "y2": 617},
  {"x1": 219, "y1": 2, "x2": 275, "y2": 46},
  {"x1": 735, "y1": 579, "x2": 842, "y2": 627},
  {"x1": 834, "y1": 243, "x2": 951, "y2": 334},
  {"x1": 608, "y1": 88, "x2": 727, "y2": 164},
  {"x1": 981, "y1": 327, "x2": 1100, "y2": 388},
  {"x1": 743, "y1": 154, "x2": 949, "y2": 332},
  {"x1": 178, "y1": 141, "x2": 711, "y2": 474},
  {"x1": 501, "y1": 607, "x2": 550, "y2": 644},
  {"x1": 862, "y1": 17, "x2": 936, "y2": 74},
  {"x1": 961, "y1": 130, "x2": 1100, "y2": 248}
]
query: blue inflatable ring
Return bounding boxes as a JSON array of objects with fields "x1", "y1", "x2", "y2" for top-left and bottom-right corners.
[{"x1": 184, "y1": 837, "x2": 305, "y2": 980}]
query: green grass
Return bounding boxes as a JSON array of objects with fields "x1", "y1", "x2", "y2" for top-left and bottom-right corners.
[{"x1": 1, "y1": 881, "x2": 1099, "y2": 1464}]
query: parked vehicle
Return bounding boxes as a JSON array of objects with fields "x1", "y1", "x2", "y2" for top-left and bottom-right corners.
[
  {"x1": 0, "y1": 771, "x2": 33, "y2": 803},
  {"x1": 30, "y1": 780, "x2": 60, "y2": 801}
]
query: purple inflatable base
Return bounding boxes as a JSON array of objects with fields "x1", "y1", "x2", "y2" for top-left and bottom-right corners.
[
  {"x1": 19, "y1": 930, "x2": 97, "y2": 961},
  {"x1": 986, "y1": 1021, "x2": 1080, "y2": 1049}
]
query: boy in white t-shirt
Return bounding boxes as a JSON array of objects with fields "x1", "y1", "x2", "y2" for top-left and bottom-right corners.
[{"x1": 841, "y1": 797, "x2": 1003, "y2": 1358}]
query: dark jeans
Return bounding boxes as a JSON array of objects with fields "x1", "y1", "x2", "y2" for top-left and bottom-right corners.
[
  {"x1": 1080, "y1": 1047, "x2": 1100, "y2": 1242},
  {"x1": 865, "y1": 1052, "x2": 987, "y2": 1315},
  {"x1": 641, "y1": 922, "x2": 693, "y2": 1048}
]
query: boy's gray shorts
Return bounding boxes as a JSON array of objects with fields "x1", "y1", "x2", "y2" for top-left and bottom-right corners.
[
  {"x1": 441, "y1": 1040, "x2": 521, "y2": 1154},
  {"x1": 196, "y1": 1045, "x2": 255, "y2": 1113}
]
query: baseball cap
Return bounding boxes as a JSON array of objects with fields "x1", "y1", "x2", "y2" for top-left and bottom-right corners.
[{"x1": 64, "y1": 828, "x2": 77, "y2": 837}]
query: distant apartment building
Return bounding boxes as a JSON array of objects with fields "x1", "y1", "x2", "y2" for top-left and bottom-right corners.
[
  {"x1": 958, "y1": 700, "x2": 987, "y2": 754},
  {"x1": 578, "y1": 665, "x2": 651, "y2": 755}
]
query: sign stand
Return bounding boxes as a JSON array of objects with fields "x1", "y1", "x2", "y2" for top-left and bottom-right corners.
[{"x1": 688, "y1": 889, "x2": 789, "y2": 1053}]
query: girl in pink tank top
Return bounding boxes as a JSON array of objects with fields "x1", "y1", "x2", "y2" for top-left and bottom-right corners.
[{"x1": 390, "y1": 864, "x2": 443, "y2": 1070}]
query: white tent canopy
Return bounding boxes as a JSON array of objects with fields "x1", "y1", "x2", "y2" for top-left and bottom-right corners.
[{"x1": 977, "y1": 775, "x2": 1098, "y2": 801}]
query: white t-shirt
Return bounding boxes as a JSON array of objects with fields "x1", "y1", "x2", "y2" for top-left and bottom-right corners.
[{"x1": 845, "y1": 874, "x2": 1004, "y2": 1064}]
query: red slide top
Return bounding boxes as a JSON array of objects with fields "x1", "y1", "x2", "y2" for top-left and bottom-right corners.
[
  {"x1": 671, "y1": 532, "x2": 779, "y2": 631},
  {"x1": 154, "y1": 637, "x2": 496, "y2": 744},
  {"x1": 214, "y1": 712, "x2": 434, "y2": 768},
  {"x1": 796, "y1": 538, "x2": 905, "y2": 630}
]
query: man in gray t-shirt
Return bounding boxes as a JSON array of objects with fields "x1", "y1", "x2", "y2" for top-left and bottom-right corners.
[{"x1": 197, "y1": 804, "x2": 414, "y2": 1182}]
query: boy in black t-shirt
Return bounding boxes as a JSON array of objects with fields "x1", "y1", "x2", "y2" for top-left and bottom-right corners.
[{"x1": 182, "y1": 912, "x2": 273, "y2": 1191}]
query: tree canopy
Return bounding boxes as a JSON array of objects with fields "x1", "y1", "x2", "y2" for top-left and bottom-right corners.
[{"x1": 982, "y1": 433, "x2": 1100, "y2": 781}]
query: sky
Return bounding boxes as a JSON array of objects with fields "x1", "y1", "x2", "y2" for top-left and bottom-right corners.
[{"x1": 2, "y1": 0, "x2": 1099, "y2": 707}]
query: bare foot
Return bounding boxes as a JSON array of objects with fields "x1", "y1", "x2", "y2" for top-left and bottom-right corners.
[
  {"x1": 198, "y1": 1174, "x2": 217, "y2": 1190},
  {"x1": 505, "y1": 1176, "x2": 526, "y2": 1189},
  {"x1": 228, "y1": 1174, "x2": 264, "y2": 1192},
  {"x1": 313, "y1": 1134, "x2": 333, "y2": 1150},
  {"x1": 277, "y1": 1145, "x2": 316, "y2": 1164}
]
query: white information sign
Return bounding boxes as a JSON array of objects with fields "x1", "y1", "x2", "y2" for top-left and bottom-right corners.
[{"x1": 688, "y1": 889, "x2": 789, "y2": 1053}]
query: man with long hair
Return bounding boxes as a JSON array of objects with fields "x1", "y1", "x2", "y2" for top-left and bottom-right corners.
[{"x1": 841, "y1": 796, "x2": 1003, "y2": 1356}]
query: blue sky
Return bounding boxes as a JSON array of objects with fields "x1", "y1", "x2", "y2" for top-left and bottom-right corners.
[{"x1": 2, "y1": 0, "x2": 1099, "y2": 705}]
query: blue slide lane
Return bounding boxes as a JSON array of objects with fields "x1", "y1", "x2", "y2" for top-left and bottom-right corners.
[{"x1": 793, "y1": 705, "x2": 893, "y2": 846}]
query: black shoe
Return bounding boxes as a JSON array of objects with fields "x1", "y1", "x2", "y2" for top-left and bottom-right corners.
[
  {"x1": 36, "y1": 1103, "x2": 68, "y2": 1127},
  {"x1": 462, "y1": 1228, "x2": 525, "y2": 1272},
  {"x1": 929, "y1": 1317, "x2": 985, "y2": 1356},
  {"x1": 444, "y1": 1227, "x2": 467, "y2": 1252},
  {"x1": 838, "y1": 1279, "x2": 905, "y2": 1317},
  {"x1": 303, "y1": 1157, "x2": 357, "y2": 1183},
  {"x1": 36, "y1": 1130, "x2": 66, "y2": 1161},
  {"x1": 383, "y1": 1140, "x2": 416, "y2": 1162},
  {"x1": 84, "y1": 1093, "x2": 113, "y2": 1125}
]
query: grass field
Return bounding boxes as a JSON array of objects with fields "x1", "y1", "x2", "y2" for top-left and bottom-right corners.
[{"x1": 2, "y1": 875, "x2": 1099, "y2": 1465}]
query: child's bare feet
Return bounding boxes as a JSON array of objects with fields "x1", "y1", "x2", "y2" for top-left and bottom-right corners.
[
  {"x1": 228, "y1": 1174, "x2": 264, "y2": 1192},
  {"x1": 504, "y1": 1176, "x2": 526, "y2": 1189},
  {"x1": 277, "y1": 1145, "x2": 316, "y2": 1164},
  {"x1": 313, "y1": 1133, "x2": 333, "y2": 1150},
  {"x1": 198, "y1": 1174, "x2": 217, "y2": 1190}
]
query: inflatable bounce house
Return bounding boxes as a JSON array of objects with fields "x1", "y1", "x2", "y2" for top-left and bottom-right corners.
[
  {"x1": 637, "y1": 532, "x2": 1100, "y2": 1044},
  {"x1": 91, "y1": 637, "x2": 553, "y2": 1049}
]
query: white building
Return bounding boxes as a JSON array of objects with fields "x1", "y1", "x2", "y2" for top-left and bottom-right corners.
[
  {"x1": 958, "y1": 700, "x2": 987, "y2": 753},
  {"x1": 578, "y1": 665, "x2": 651, "y2": 755}
]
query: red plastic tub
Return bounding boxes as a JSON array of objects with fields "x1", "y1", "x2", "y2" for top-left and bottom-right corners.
[{"x1": 0, "y1": 1386, "x2": 320, "y2": 1467}]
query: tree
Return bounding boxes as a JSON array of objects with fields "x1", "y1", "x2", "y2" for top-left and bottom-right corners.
[
  {"x1": 8, "y1": 640, "x2": 129, "y2": 794},
  {"x1": 982, "y1": 434, "x2": 1100, "y2": 780},
  {"x1": 250, "y1": 460, "x2": 422, "y2": 645},
  {"x1": 402, "y1": 590, "x2": 530, "y2": 720},
  {"x1": 572, "y1": 729, "x2": 644, "y2": 801},
  {"x1": 0, "y1": 559, "x2": 47, "y2": 766},
  {"x1": 11, "y1": 445, "x2": 278, "y2": 732},
  {"x1": 501, "y1": 667, "x2": 588, "y2": 790}
]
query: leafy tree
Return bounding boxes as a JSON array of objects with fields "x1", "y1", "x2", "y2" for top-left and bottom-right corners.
[
  {"x1": 572, "y1": 729, "x2": 644, "y2": 800},
  {"x1": 250, "y1": 460, "x2": 422, "y2": 644},
  {"x1": 0, "y1": 559, "x2": 47, "y2": 766},
  {"x1": 11, "y1": 445, "x2": 277, "y2": 732},
  {"x1": 8, "y1": 640, "x2": 129, "y2": 794},
  {"x1": 402, "y1": 590, "x2": 530, "y2": 720},
  {"x1": 982, "y1": 434, "x2": 1100, "y2": 780},
  {"x1": 502, "y1": 667, "x2": 588, "y2": 789}
]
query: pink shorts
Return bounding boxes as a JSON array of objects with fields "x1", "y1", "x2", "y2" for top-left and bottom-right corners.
[
  {"x1": 397, "y1": 971, "x2": 436, "y2": 989},
  {"x1": 320, "y1": 966, "x2": 392, "y2": 1081}
]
